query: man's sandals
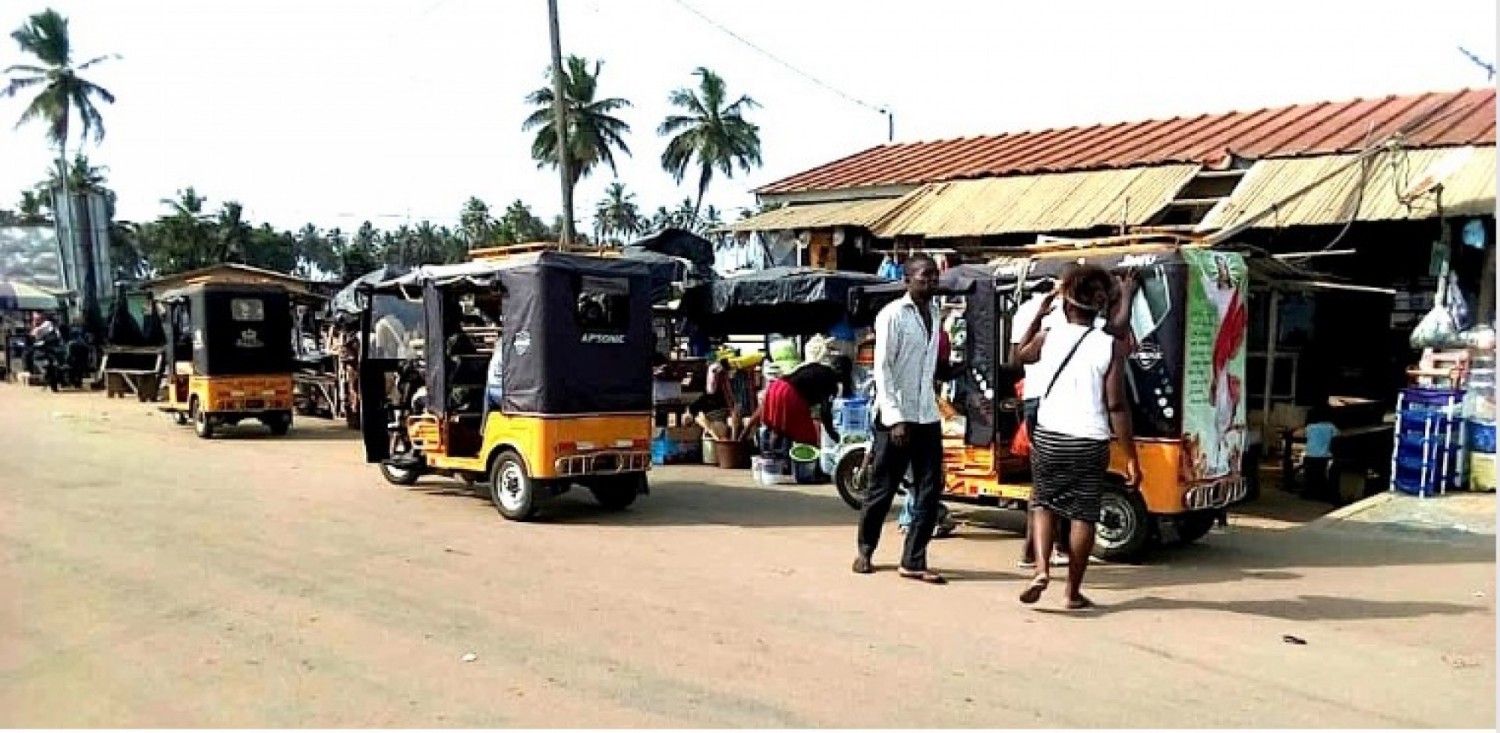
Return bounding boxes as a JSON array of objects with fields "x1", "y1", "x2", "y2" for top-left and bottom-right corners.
[
  {"x1": 851, "y1": 557, "x2": 947, "y2": 584},
  {"x1": 897, "y1": 567, "x2": 947, "y2": 584}
]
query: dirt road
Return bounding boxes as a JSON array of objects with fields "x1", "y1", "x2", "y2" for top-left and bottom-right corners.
[{"x1": 1, "y1": 386, "x2": 1494, "y2": 727}]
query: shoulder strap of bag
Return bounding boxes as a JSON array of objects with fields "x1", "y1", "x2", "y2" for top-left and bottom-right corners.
[{"x1": 1043, "y1": 326, "x2": 1096, "y2": 400}]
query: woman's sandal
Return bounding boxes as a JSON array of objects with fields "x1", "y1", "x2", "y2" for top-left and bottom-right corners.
[
  {"x1": 1019, "y1": 575, "x2": 1050, "y2": 604},
  {"x1": 897, "y1": 567, "x2": 947, "y2": 585}
]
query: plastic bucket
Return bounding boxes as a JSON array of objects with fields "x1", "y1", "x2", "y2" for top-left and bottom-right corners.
[
  {"x1": 789, "y1": 443, "x2": 821, "y2": 484},
  {"x1": 714, "y1": 438, "x2": 750, "y2": 469},
  {"x1": 1470, "y1": 453, "x2": 1496, "y2": 492},
  {"x1": 752, "y1": 456, "x2": 792, "y2": 485}
]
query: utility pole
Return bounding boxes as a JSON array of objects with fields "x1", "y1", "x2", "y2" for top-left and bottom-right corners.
[{"x1": 546, "y1": 0, "x2": 574, "y2": 245}]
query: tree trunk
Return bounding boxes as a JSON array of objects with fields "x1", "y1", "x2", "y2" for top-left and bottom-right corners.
[{"x1": 694, "y1": 164, "x2": 712, "y2": 223}]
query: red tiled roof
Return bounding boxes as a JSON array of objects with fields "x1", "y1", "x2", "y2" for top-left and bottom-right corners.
[{"x1": 756, "y1": 88, "x2": 1497, "y2": 196}]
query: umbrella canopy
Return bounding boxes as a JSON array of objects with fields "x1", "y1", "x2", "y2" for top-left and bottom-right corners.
[{"x1": 0, "y1": 280, "x2": 63, "y2": 311}]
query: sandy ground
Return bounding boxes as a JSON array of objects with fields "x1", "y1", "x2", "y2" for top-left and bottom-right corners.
[{"x1": 0, "y1": 385, "x2": 1494, "y2": 728}]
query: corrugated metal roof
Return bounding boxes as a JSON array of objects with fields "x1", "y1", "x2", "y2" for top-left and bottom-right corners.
[
  {"x1": 757, "y1": 89, "x2": 1497, "y2": 196},
  {"x1": 870, "y1": 164, "x2": 1200, "y2": 239},
  {"x1": 724, "y1": 197, "x2": 905, "y2": 232},
  {"x1": 1199, "y1": 145, "x2": 1496, "y2": 231}
]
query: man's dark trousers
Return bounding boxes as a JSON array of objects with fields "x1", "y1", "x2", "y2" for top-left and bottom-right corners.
[{"x1": 858, "y1": 421, "x2": 944, "y2": 570}]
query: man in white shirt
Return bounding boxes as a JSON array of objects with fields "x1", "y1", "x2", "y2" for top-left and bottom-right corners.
[{"x1": 854, "y1": 254, "x2": 947, "y2": 584}]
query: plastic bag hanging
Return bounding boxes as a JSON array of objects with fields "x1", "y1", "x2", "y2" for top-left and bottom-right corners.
[
  {"x1": 1445, "y1": 270, "x2": 1471, "y2": 331},
  {"x1": 1410, "y1": 274, "x2": 1463, "y2": 349}
]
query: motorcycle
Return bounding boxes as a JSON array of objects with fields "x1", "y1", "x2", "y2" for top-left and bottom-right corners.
[{"x1": 30, "y1": 342, "x2": 63, "y2": 392}]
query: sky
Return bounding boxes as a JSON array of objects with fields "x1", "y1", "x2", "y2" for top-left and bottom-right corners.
[{"x1": 0, "y1": 0, "x2": 1495, "y2": 235}]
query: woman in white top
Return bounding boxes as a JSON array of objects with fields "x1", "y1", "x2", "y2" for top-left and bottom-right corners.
[{"x1": 1014, "y1": 265, "x2": 1140, "y2": 610}]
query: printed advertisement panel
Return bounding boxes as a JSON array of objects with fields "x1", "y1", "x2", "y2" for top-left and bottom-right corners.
[{"x1": 1181, "y1": 249, "x2": 1249, "y2": 482}]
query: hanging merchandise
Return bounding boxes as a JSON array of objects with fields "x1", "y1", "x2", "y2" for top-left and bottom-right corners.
[
  {"x1": 1410, "y1": 274, "x2": 1464, "y2": 349},
  {"x1": 802, "y1": 334, "x2": 829, "y2": 365},
  {"x1": 1445, "y1": 271, "x2": 1470, "y2": 331}
]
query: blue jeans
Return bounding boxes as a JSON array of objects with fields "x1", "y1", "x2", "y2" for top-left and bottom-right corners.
[{"x1": 899, "y1": 487, "x2": 949, "y2": 529}]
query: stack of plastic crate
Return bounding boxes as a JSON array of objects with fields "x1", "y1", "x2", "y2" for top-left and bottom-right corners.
[{"x1": 1391, "y1": 387, "x2": 1467, "y2": 497}]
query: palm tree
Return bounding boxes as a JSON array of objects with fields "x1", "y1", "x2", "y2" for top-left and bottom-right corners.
[
  {"x1": 459, "y1": 196, "x2": 496, "y2": 247},
  {"x1": 658, "y1": 67, "x2": 762, "y2": 219},
  {"x1": 162, "y1": 187, "x2": 209, "y2": 219},
  {"x1": 3, "y1": 10, "x2": 117, "y2": 157},
  {"x1": 4, "y1": 8, "x2": 118, "y2": 329},
  {"x1": 38, "y1": 153, "x2": 108, "y2": 194},
  {"x1": 592, "y1": 181, "x2": 642, "y2": 245},
  {"x1": 215, "y1": 202, "x2": 252, "y2": 263},
  {"x1": 523, "y1": 56, "x2": 632, "y2": 232},
  {"x1": 17, "y1": 189, "x2": 49, "y2": 224},
  {"x1": 36, "y1": 153, "x2": 117, "y2": 223}
]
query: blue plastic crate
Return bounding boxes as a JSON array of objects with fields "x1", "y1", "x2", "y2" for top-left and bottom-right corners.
[
  {"x1": 1469, "y1": 420, "x2": 1496, "y2": 454},
  {"x1": 832, "y1": 397, "x2": 872, "y2": 439}
]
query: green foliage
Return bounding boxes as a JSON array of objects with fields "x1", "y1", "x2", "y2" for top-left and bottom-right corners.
[
  {"x1": 658, "y1": 67, "x2": 762, "y2": 218},
  {"x1": 3, "y1": 8, "x2": 117, "y2": 154},
  {"x1": 592, "y1": 181, "x2": 642, "y2": 246}
]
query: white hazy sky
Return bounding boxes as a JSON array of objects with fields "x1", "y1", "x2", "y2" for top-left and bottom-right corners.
[{"x1": 1, "y1": 0, "x2": 1495, "y2": 233}]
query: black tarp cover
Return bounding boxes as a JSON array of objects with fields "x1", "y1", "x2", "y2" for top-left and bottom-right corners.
[
  {"x1": 625, "y1": 228, "x2": 715, "y2": 267},
  {"x1": 679, "y1": 266, "x2": 893, "y2": 335},
  {"x1": 622, "y1": 229, "x2": 717, "y2": 304},
  {"x1": 332, "y1": 265, "x2": 409, "y2": 317},
  {"x1": 847, "y1": 264, "x2": 995, "y2": 325},
  {"x1": 104, "y1": 291, "x2": 164, "y2": 347},
  {"x1": 159, "y1": 284, "x2": 294, "y2": 376},
  {"x1": 499, "y1": 253, "x2": 654, "y2": 415}
]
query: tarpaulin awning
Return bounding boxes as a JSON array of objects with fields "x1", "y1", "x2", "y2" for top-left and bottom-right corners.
[
  {"x1": 0, "y1": 280, "x2": 63, "y2": 311},
  {"x1": 679, "y1": 266, "x2": 893, "y2": 335},
  {"x1": 622, "y1": 228, "x2": 718, "y2": 303},
  {"x1": 332, "y1": 265, "x2": 409, "y2": 316}
]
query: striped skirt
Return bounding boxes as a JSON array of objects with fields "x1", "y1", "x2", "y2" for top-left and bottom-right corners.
[{"x1": 1030, "y1": 428, "x2": 1111, "y2": 523}]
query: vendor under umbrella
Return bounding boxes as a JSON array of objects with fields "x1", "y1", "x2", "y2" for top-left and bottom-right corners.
[{"x1": 743, "y1": 355, "x2": 854, "y2": 453}]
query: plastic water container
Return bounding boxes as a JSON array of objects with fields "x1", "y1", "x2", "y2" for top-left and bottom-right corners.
[
  {"x1": 818, "y1": 429, "x2": 839, "y2": 475},
  {"x1": 1391, "y1": 387, "x2": 1467, "y2": 497}
]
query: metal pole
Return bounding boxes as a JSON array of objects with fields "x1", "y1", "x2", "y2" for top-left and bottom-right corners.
[
  {"x1": 546, "y1": 0, "x2": 574, "y2": 246},
  {"x1": 1262, "y1": 288, "x2": 1280, "y2": 437}
]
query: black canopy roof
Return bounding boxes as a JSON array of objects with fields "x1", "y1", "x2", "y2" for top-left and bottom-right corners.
[
  {"x1": 679, "y1": 266, "x2": 893, "y2": 335},
  {"x1": 331, "y1": 265, "x2": 410, "y2": 316},
  {"x1": 621, "y1": 228, "x2": 718, "y2": 304}
]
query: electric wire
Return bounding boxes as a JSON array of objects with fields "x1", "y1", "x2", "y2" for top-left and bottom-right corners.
[{"x1": 665, "y1": 0, "x2": 890, "y2": 120}]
